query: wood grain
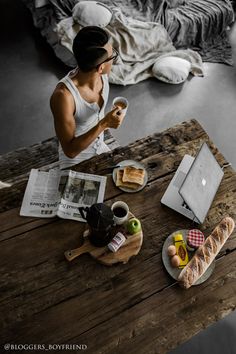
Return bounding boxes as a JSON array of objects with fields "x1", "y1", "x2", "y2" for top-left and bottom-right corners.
[
  {"x1": 0, "y1": 119, "x2": 205, "y2": 212},
  {"x1": 70, "y1": 250, "x2": 236, "y2": 354},
  {"x1": 0, "y1": 172, "x2": 235, "y2": 342},
  {"x1": 0, "y1": 130, "x2": 119, "y2": 212},
  {"x1": 64, "y1": 213, "x2": 143, "y2": 265},
  {"x1": 0, "y1": 119, "x2": 236, "y2": 353}
]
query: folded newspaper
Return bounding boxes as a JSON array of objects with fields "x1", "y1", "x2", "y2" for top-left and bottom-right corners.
[{"x1": 20, "y1": 169, "x2": 107, "y2": 222}]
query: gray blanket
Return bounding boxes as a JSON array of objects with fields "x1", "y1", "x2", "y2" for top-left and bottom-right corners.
[
  {"x1": 22, "y1": 0, "x2": 235, "y2": 67},
  {"x1": 164, "y1": 0, "x2": 234, "y2": 65},
  {"x1": 57, "y1": 7, "x2": 204, "y2": 85},
  {"x1": 48, "y1": 0, "x2": 234, "y2": 50}
]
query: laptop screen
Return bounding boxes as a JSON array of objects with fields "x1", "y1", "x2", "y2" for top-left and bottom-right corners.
[{"x1": 179, "y1": 143, "x2": 224, "y2": 223}]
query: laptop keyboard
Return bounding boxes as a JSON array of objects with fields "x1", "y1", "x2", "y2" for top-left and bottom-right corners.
[{"x1": 182, "y1": 201, "x2": 191, "y2": 211}]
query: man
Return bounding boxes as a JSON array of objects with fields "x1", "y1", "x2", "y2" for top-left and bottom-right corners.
[{"x1": 50, "y1": 26, "x2": 125, "y2": 169}]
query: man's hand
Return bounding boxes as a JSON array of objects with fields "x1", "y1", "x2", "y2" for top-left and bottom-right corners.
[{"x1": 102, "y1": 107, "x2": 125, "y2": 129}]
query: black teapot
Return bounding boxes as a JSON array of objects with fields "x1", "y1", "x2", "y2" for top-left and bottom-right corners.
[{"x1": 79, "y1": 203, "x2": 115, "y2": 247}]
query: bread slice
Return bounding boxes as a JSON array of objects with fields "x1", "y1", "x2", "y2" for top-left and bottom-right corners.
[
  {"x1": 115, "y1": 169, "x2": 140, "y2": 190},
  {"x1": 122, "y1": 166, "x2": 145, "y2": 186}
]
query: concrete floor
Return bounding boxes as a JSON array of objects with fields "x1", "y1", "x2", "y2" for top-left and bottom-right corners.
[
  {"x1": 110, "y1": 62, "x2": 236, "y2": 169},
  {"x1": 1, "y1": 1, "x2": 236, "y2": 353}
]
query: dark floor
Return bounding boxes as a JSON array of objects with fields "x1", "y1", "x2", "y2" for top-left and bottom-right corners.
[
  {"x1": 0, "y1": 0, "x2": 67, "y2": 153},
  {"x1": 1, "y1": 1, "x2": 236, "y2": 353}
]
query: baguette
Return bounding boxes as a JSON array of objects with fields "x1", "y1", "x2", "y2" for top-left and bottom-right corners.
[{"x1": 178, "y1": 216, "x2": 235, "y2": 289}]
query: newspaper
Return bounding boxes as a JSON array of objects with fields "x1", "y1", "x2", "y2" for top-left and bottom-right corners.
[{"x1": 20, "y1": 169, "x2": 107, "y2": 222}]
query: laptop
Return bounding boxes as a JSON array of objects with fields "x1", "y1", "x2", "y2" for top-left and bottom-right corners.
[{"x1": 161, "y1": 143, "x2": 224, "y2": 223}]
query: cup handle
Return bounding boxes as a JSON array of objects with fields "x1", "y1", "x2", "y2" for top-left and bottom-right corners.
[{"x1": 79, "y1": 207, "x2": 88, "y2": 221}]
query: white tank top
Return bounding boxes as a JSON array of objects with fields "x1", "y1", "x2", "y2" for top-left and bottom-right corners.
[{"x1": 58, "y1": 68, "x2": 110, "y2": 169}]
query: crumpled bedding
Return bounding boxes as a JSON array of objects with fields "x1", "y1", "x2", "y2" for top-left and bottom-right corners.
[
  {"x1": 22, "y1": 0, "x2": 234, "y2": 80},
  {"x1": 48, "y1": 0, "x2": 166, "y2": 22},
  {"x1": 57, "y1": 7, "x2": 203, "y2": 85},
  {"x1": 49, "y1": 0, "x2": 234, "y2": 50},
  {"x1": 164, "y1": 0, "x2": 234, "y2": 48}
]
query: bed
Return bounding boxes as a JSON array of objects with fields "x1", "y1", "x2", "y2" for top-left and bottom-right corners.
[{"x1": 22, "y1": 0, "x2": 235, "y2": 84}]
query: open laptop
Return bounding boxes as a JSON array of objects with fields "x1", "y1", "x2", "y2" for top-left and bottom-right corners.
[{"x1": 161, "y1": 143, "x2": 224, "y2": 223}]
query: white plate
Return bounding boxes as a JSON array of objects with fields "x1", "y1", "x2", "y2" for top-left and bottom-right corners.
[
  {"x1": 162, "y1": 229, "x2": 215, "y2": 285},
  {"x1": 112, "y1": 160, "x2": 148, "y2": 193}
]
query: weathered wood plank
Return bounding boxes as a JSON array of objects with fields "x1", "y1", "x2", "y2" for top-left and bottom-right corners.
[
  {"x1": 0, "y1": 252, "x2": 173, "y2": 344},
  {"x1": 0, "y1": 170, "x2": 235, "y2": 340},
  {"x1": 1, "y1": 166, "x2": 235, "y2": 262},
  {"x1": 0, "y1": 218, "x2": 58, "y2": 242},
  {"x1": 0, "y1": 175, "x2": 199, "y2": 335},
  {"x1": 0, "y1": 208, "x2": 33, "y2": 233},
  {"x1": 0, "y1": 128, "x2": 229, "y2": 218},
  {"x1": 0, "y1": 207, "x2": 59, "y2": 236},
  {"x1": 0, "y1": 136, "x2": 59, "y2": 181},
  {"x1": 0, "y1": 119, "x2": 206, "y2": 212},
  {"x1": 0, "y1": 130, "x2": 119, "y2": 182},
  {"x1": 0, "y1": 130, "x2": 120, "y2": 216},
  {"x1": 0, "y1": 119, "x2": 235, "y2": 351},
  {"x1": 0, "y1": 140, "x2": 233, "y2": 241},
  {"x1": 72, "y1": 119, "x2": 209, "y2": 175},
  {"x1": 60, "y1": 250, "x2": 236, "y2": 354},
  {"x1": 1, "y1": 240, "x2": 235, "y2": 350}
]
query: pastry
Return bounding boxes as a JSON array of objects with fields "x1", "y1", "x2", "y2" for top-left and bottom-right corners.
[{"x1": 178, "y1": 217, "x2": 235, "y2": 289}]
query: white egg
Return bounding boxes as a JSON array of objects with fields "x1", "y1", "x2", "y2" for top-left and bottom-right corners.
[
  {"x1": 167, "y1": 245, "x2": 176, "y2": 257},
  {"x1": 171, "y1": 255, "x2": 180, "y2": 268}
]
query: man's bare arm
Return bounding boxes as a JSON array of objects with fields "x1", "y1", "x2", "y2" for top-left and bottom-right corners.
[{"x1": 50, "y1": 86, "x2": 124, "y2": 158}]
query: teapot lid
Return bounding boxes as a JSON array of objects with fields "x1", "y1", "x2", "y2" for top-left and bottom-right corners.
[{"x1": 88, "y1": 203, "x2": 114, "y2": 230}]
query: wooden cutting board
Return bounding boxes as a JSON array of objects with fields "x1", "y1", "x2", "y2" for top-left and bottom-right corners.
[{"x1": 64, "y1": 213, "x2": 143, "y2": 266}]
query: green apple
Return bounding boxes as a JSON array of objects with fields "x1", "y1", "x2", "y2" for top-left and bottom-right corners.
[{"x1": 127, "y1": 218, "x2": 141, "y2": 234}]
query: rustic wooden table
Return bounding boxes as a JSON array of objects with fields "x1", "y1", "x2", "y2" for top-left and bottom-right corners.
[{"x1": 0, "y1": 120, "x2": 236, "y2": 354}]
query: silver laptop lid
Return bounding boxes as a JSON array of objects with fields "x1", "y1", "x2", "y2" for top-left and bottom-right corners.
[{"x1": 179, "y1": 143, "x2": 224, "y2": 223}]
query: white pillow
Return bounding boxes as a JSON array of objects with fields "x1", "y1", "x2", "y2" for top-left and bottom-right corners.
[
  {"x1": 152, "y1": 56, "x2": 191, "y2": 84},
  {"x1": 72, "y1": 1, "x2": 112, "y2": 28},
  {"x1": 34, "y1": 0, "x2": 49, "y2": 7}
]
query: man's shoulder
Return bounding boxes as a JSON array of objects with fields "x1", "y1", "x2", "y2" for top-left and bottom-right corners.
[
  {"x1": 50, "y1": 83, "x2": 74, "y2": 110},
  {"x1": 51, "y1": 83, "x2": 72, "y2": 101}
]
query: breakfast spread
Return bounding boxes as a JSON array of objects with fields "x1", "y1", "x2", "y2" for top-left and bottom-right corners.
[
  {"x1": 108, "y1": 232, "x2": 127, "y2": 252},
  {"x1": 122, "y1": 166, "x2": 145, "y2": 186},
  {"x1": 116, "y1": 169, "x2": 140, "y2": 190},
  {"x1": 115, "y1": 166, "x2": 145, "y2": 190},
  {"x1": 65, "y1": 205, "x2": 143, "y2": 264},
  {"x1": 167, "y1": 244, "x2": 180, "y2": 268},
  {"x1": 127, "y1": 218, "x2": 141, "y2": 234},
  {"x1": 171, "y1": 255, "x2": 180, "y2": 268},
  {"x1": 167, "y1": 245, "x2": 176, "y2": 257},
  {"x1": 111, "y1": 200, "x2": 129, "y2": 225},
  {"x1": 178, "y1": 217, "x2": 235, "y2": 289},
  {"x1": 107, "y1": 216, "x2": 142, "y2": 253},
  {"x1": 186, "y1": 229, "x2": 205, "y2": 251},
  {"x1": 166, "y1": 234, "x2": 189, "y2": 269},
  {"x1": 173, "y1": 234, "x2": 189, "y2": 268}
]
